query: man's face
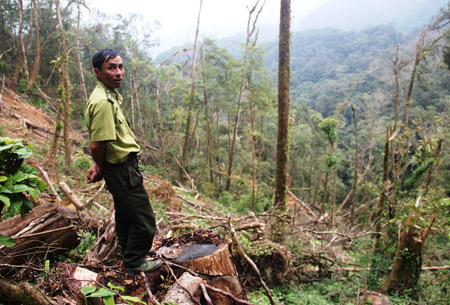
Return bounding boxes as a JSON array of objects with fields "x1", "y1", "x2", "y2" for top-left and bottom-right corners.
[{"x1": 94, "y1": 55, "x2": 124, "y2": 89}]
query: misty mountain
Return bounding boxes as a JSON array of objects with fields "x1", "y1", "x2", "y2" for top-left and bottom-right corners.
[{"x1": 296, "y1": 0, "x2": 448, "y2": 33}]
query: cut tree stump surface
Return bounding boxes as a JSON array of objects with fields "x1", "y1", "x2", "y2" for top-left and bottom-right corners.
[{"x1": 156, "y1": 228, "x2": 247, "y2": 304}]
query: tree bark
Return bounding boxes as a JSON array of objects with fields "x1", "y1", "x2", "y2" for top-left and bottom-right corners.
[
  {"x1": 158, "y1": 229, "x2": 246, "y2": 305},
  {"x1": 0, "y1": 204, "x2": 79, "y2": 266},
  {"x1": 27, "y1": 0, "x2": 40, "y2": 90},
  {"x1": 180, "y1": 0, "x2": 203, "y2": 181},
  {"x1": 163, "y1": 273, "x2": 203, "y2": 305},
  {"x1": 225, "y1": 1, "x2": 262, "y2": 191},
  {"x1": 382, "y1": 215, "x2": 436, "y2": 297},
  {"x1": 274, "y1": 0, "x2": 291, "y2": 209},
  {"x1": 55, "y1": 0, "x2": 72, "y2": 168},
  {"x1": 373, "y1": 127, "x2": 390, "y2": 250},
  {"x1": 0, "y1": 279, "x2": 52, "y2": 305}
]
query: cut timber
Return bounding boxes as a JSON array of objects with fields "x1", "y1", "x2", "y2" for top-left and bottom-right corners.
[
  {"x1": 0, "y1": 279, "x2": 52, "y2": 305},
  {"x1": 173, "y1": 243, "x2": 237, "y2": 276},
  {"x1": 59, "y1": 181, "x2": 84, "y2": 209},
  {"x1": 162, "y1": 272, "x2": 203, "y2": 305},
  {"x1": 0, "y1": 204, "x2": 79, "y2": 266},
  {"x1": 157, "y1": 229, "x2": 247, "y2": 305}
]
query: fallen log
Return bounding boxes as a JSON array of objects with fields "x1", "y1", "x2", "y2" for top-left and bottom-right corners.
[
  {"x1": 0, "y1": 279, "x2": 53, "y2": 305},
  {"x1": 58, "y1": 181, "x2": 84, "y2": 210},
  {"x1": 162, "y1": 272, "x2": 203, "y2": 305},
  {"x1": 0, "y1": 204, "x2": 79, "y2": 267}
]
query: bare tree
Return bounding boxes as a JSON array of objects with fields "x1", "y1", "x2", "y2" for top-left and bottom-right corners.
[
  {"x1": 180, "y1": 0, "x2": 203, "y2": 181},
  {"x1": 225, "y1": 0, "x2": 263, "y2": 191}
]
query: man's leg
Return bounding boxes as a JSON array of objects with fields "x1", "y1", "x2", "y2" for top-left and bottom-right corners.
[{"x1": 104, "y1": 163, "x2": 156, "y2": 268}]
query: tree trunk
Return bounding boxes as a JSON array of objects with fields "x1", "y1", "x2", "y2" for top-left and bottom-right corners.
[
  {"x1": 48, "y1": 76, "x2": 63, "y2": 168},
  {"x1": 27, "y1": 0, "x2": 40, "y2": 90},
  {"x1": 180, "y1": 0, "x2": 203, "y2": 181},
  {"x1": 274, "y1": 0, "x2": 291, "y2": 210},
  {"x1": 153, "y1": 86, "x2": 167, "y2": 171},
  {"x1": 17, "y1": 0, "x2": 30, "y2": 86},
  {"x1": 0, "y1": 279, "x2": 52, "y2": 305},
  {"x1": 163, "y1": 273, "x2": 203, "y2": 305},
  {"x1": 158, "y1": 229, "x2": 246, "y2": 305},
  {"x1": 225, "y1": 1, "x2": 262, "y2": 192},
  {"x1": 201, "y1": 76, "x2": 214, "y2": 183},
  {"x1": 350, "y1": 103, "x2": 359, "y2": 225},
  {"x1": 76, "y1": 0, "x2": 88, "y2": 106},
  {"x1": 0, "y1": 204, "x2": 79, "y2": 266},
  {"x1": 55, "y1": 0, "x2": 72, "y2": 168},
  {"x1": 382, "y1": 215, "x2": 436, "y2": 298},
  {"x1": 373, "y1": 127, "x2": 390, "y2": 250}
]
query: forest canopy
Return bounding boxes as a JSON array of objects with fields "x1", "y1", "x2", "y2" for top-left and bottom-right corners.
[{"x1": 0, "y1": 0, "x2": 449, "y2": 303}]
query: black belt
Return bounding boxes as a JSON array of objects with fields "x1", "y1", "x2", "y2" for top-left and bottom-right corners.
[{"x1": 127, "y1": 152, "x2": 138, "y2": 162}]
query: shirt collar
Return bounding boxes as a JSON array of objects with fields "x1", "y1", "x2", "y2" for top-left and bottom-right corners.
[{"x1": 97, "y1": 81, "x2": 122, "y2": 104}]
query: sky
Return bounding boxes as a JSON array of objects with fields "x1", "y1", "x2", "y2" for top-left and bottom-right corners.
[{"x1": 87, "y1": 0, "x2": 328, "y2": 56}]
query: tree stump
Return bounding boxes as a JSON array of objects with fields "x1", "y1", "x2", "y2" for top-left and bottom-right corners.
[
  {"x1": 157, "y1": 228, "x2": 247, "y2": 304},
  {"x1": 382, "y1": 215, "x2": 435, "y2": 298},
  {"x1": 0, "y1": 203, "x2": 79, "y2": 266}
]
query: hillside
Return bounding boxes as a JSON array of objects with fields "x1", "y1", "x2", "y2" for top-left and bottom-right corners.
[
  {"x1": 0, "y1": 88, "x2": 83, "y2": 147},
  {"x1": 296, "y1": 0, "x2": 448, "y2": 33}
]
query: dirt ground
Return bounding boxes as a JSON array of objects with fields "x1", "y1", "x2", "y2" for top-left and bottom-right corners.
[{"x1": 0, "y1": 87, "x2": 83, "y2": 147}]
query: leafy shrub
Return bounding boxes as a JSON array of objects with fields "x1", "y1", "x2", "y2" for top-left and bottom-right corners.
[
  {"x1": 71, "y1": 155, "x2": 91, "y2": 172},
  {"x1": 17, "y1": 79, "x2": 27, "y2": 93},
  {"x1": 0, "y1": 137, "x2": 46, "y2": 218}
]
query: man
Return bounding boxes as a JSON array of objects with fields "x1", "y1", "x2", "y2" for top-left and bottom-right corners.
[{"x1": 85, "y1": 48, "x2": 160, "y2": 273}]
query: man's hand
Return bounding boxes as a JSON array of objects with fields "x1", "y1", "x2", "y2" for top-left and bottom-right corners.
[{"x1": 87, "y1": 163, "x2": 103, "y2": 183}]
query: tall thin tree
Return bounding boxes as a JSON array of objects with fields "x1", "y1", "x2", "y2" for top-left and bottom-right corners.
[
  {"x1": 180, "y1": 0, "x2": 203, "y2": 181},
  {"x1": 274, "y1": 0, "x2": 291, "y2": 210}
]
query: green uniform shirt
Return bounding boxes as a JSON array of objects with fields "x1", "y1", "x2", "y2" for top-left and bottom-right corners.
[{"x1": 85, "y1": 81, "x2": 140, "y2": 164}]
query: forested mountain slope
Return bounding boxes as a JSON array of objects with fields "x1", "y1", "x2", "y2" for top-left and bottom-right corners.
[
  {"x1": 296, "y1": 0, "x2": 449, "y2": 33},
  {"x1": 0, "y1": 0, "x2": 449, "y2": 303}
]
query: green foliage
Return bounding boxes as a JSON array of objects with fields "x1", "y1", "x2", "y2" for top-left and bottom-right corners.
[
  {"x1": 319, "y1": 118, "x2": 339, "y2": 146},
  {"x1": 0, "y1": 233, "x2": 15, "y2": 247},
  {"x1": 402, "y1": 159, "x2": 436, "y2": 191},
  {"x1": 71, "y1": 154, "x2": 91, "y2": 177},
  {"x1": 17, "y1": 79, "x2": 28, "y2": 93},
  {"x1": 69, "y1": 230, "x2": 96, "y2": 260},
  {"x1": 0, "y1": 137, "x2": 46, "y2": 218},
  {"x1": 81, "y1": 282, "x2": 146, "y2": 305},
  {"x1": 325, "y1": 151, "x2": 338, "y2": 170}
]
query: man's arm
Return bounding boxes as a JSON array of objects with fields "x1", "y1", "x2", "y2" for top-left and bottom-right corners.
[{"x1": 87, "y1": 141, "x2": 106, "y2": 183}]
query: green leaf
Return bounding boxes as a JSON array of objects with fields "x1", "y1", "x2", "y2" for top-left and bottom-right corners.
[
  {"x1": 121, "y1": 295, "x2": 146, "y2": 304},
  {"x1": 12, "y1": 184, "x2": 32, "y2": 193},
  {"x1": 0, "y1": 194, "x2": 11, "y2": 207},
  {"x1": 13, "y1": 148, "x2": 32, "y2": 158},
  {"x1": 12, "y1": 171, "x2": 29, "y2": 183},
  {"x1": 0, "y1": 234, "x2": 15, "y2": 247},
  {"x1": 81, "y1": 286, "x2": 97, "y2": 296},
  {"x1": 26, "y1": 188, "x2": 40, "y2": 201},
  {"x1": 7, "y1": 196, "x2": 23, "y2": 216},
  {"x1": 1, "y1": 180, "x2": 13, "y2": 193},
  {"x1": 88, "y1": 288, "x2": 115, "y2": 298},
  {"x1": 0, "y1": 176, "x2": 7, "y2": 182},
  {"x1": 107, "y1": 282, "x2": 125, "y2": 292},
  {"x1": 0, "y1": 143, "x2": 14, "y2": 152},
  {"x1": 103, "y1": 295, "x2": 115, "y2": 305},
  {"x1": 37, "y1": 180, "x2": 47, "y2": 192}
]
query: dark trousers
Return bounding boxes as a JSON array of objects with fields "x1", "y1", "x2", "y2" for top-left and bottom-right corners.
[{"x1": 103, "y1": 155, "x2": 155, "y2": 268}]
